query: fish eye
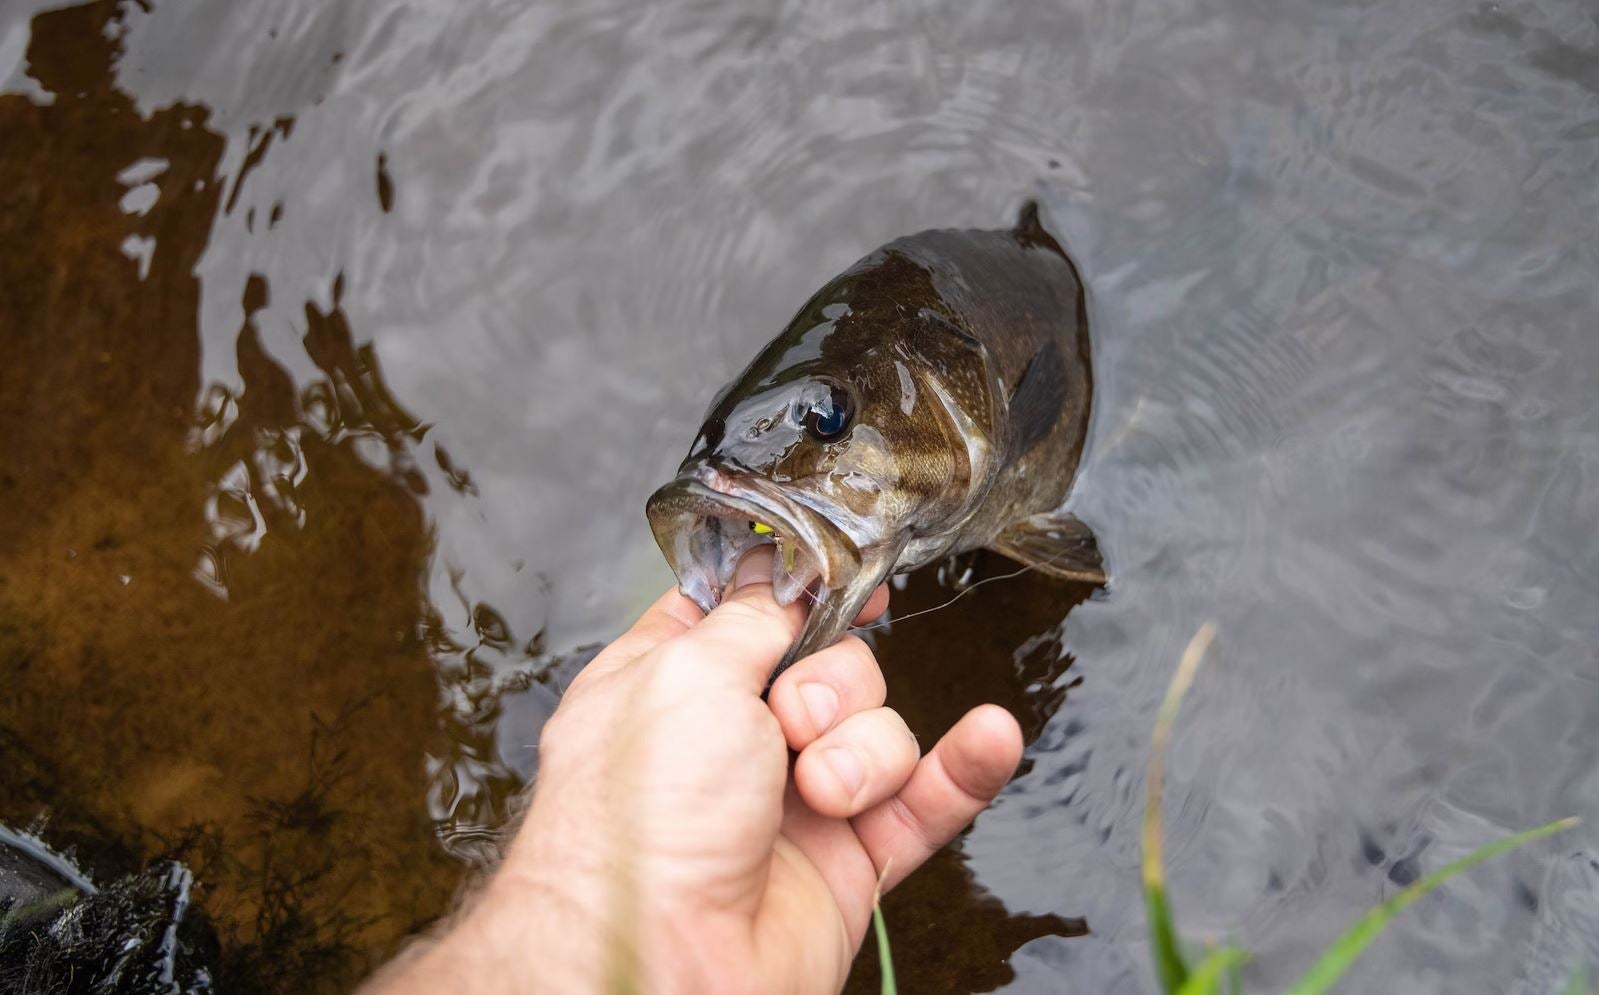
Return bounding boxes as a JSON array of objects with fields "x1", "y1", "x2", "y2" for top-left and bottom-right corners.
[{"x1": 802, "y1": 383, "x2": 854, "y2": 441}]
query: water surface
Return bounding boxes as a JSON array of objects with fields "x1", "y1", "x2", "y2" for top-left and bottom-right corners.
[{"x1": 2, "y1": 0, "x2": 1597, "y2": 991}]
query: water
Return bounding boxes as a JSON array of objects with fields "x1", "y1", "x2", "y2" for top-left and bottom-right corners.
[{"x1": 2, "y1": 0, "x2": 1596, "y2": 991}]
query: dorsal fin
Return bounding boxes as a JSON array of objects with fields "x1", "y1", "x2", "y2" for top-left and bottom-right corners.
[{"x1": 1013, "y1": 199, "x2": 1067, "y2": 258}]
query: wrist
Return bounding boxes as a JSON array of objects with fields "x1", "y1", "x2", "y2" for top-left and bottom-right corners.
[
  {"x1": 470, "y1": 863, "x2": 616, "y2": 993},
  {"x1": 482, "y1": 841, "x2": 733, "y2": 995}
]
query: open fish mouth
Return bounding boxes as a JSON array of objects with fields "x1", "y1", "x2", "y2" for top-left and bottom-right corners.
[{"x1": 645, "y1": 466, "x2": 861, "y2": 614}]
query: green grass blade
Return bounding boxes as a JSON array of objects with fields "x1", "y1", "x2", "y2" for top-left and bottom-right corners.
[
  {"x1": 1226, "y1": 931, "x2": 1244, "y2": 995},
  {"x1": 1144, "y1": 882, "x2": 1187, "y2": 995},
  {"x1": 1562, "y1": 960, "x2": 1591, "y2": 995},
  {"x1": 1176, "y1": 947, "x2": 1250, "y2": 995},
  {"x1": 1285, "y1": 816, "x2": 1578, "y2": 995},
  {"x1": 872, "y1": 901, "x2": 897, "y2": 995},
  {"x1": 0, "y1": 886, "x2": 80, "y2": 932},
  {"x1": 1143, "y1": 623, "x2": 1217, "y2": 994}
]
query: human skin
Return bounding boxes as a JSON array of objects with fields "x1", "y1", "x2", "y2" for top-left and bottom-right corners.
[{"x1": 364, "y1": 546, "x2": 1025, "y2": 994}]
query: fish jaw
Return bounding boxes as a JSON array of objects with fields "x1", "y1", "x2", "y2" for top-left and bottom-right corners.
[
  {"x1": 769, "y1": 539, "x2": 906, "y2": 684},
  {"x1": 645, "y1": 465, "x2": 862, "y2": 615}
]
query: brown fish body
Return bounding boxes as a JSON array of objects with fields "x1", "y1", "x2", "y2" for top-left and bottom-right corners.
[{"x1": 647, "y1": 203, "x2": 1104, "y2": 678}]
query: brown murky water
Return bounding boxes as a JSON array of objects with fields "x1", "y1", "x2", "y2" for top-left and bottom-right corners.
[
  {"x1": 1, "y1": 6, "x2": 457, "y2": 989},
  {"x1": 3, "y1": 0, "x2": 1598, "y2": 992}
]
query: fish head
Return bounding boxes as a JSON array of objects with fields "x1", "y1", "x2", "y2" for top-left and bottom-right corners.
[{"x1": 646, "y1": 251, "x2": 1001, "y2": 669}]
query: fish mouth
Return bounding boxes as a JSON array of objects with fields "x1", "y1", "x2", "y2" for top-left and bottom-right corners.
[{"x1": 645, "y1": 466, "x2": 862, "y2": 614}]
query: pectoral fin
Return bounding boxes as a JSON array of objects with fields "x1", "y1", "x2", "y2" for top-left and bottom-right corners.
[{"x1": 988, "y1": 512, "x2": 1107, "y2": 584}]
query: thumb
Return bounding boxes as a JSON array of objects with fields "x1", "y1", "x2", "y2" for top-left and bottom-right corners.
[{"x1": 671, "y1": 545, "x2": 805, "y2": 693}]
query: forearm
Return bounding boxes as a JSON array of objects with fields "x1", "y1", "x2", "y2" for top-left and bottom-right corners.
[{"x1": 359, "y1": 862, "x2": 613, "y2": 995}]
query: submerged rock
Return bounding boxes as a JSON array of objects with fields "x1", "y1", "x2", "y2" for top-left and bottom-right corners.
[{"x1": 0, "y1": 825, "x2": 216, "y2": 995}]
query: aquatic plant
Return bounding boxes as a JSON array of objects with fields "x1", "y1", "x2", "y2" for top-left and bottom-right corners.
[
  {"x1": 872, "y1": 900, "x2": 898, "y2": 995},
  {"x1": 1142, "y1": 626, "x2": 1580, "y2": 995},
  {"x1": 866, "y1": 622, "x2": 1582, "y2": 995}
]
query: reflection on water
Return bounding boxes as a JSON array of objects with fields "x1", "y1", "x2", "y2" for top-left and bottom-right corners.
[
  {"x1": 2, "y1": 0, "x2": 1598, "y2": 992},
  {"x1": 0, "y1": 4, "x2": 456, "y2": 990}
]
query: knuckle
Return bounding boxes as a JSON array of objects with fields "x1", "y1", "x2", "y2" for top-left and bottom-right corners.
[
  {"x1": 709, "y1": 597, "x2": 797, "y2": 655},
  {"x1": 842, "y1": 710, "x2": 918, "y2": 777},
  {"x1": 944, "y1": 754, "x2": 998, "y2": 805},
  {"x1": 885, "y1": 713, "x2": 921, "y2": 764},
  {"x1": 650, "y1": 640, "x2": 704, "y2": 678},
  {"x1": 887, "y1": 795, "x2": 939, "y2": 853},
  {"x1": 736, "y1": 703, "x2": 783, "y2": 744},
  {"x1": 720, "y1": 589, "x2": 782, "y2": 623},
  {"x1": 837, "y1": 637, "x2": 886, "y2": 698},
  {"x1": 795, "y1": 636, "x2": 882, "y2": 702}
]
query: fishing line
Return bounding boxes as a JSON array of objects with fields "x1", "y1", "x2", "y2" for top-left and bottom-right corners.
[
  {"x1": 783, "y1": 554, "x2": 1066, "y2": 631},
  {"x1": 849, "y1": 560, "x2": 1046, "y2": 631},
  {"x1": 772, "y1": 524, "x2": 1095, "y2": 632}
]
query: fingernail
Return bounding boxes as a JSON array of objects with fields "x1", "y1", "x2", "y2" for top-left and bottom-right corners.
[
  {"x1": 823, "y1": 747, "x2": 864, "y2": 799},
  {"x1": 798, "y1": 682, "x2": 839, "y2": 734},
  {"x1": 732, "y1": 546, "x2": 774, "y2": 591}
]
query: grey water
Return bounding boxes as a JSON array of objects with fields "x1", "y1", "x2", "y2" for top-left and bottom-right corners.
[{"x1": 1, "y1": 0, "x2": 1596, "y2": 991}]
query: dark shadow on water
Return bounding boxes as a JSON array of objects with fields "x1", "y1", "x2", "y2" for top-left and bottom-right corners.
[
  {"x1": 845, "y1": 555, "x2": 1095, "y2": 995},
  {"x1": 0, "y1": 3, "x2": 459, "y2": 990}
]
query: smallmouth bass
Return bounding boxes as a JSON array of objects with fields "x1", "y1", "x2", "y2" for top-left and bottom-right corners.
[{"x1": 646, "y1": 202, "x2": 1105, "y2": 680}]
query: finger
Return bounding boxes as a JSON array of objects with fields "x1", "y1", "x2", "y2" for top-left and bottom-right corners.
[
  {"x1": 566, "y1": 587, "x2": 704, "y2": 688},
  {"x1": 777, "y1": 783, "x2": 880, "y2": 942},
  {"x1": 665, "y1": 545, "x2": 805, "y2": 693},
  {"x1": 850, "y1": 704, "x2": 1023, "y2": 890},
  {"x1": 851, "y1": 583, "x2": 890, "y2": 627},
  {"x1": 604, "y1": 587, "x2": 704, "y2": 658},
  {"x1": 793, "y1": 707, "x2": 920, "y2": 819},
  {"x1": 767, "y1": 635, "x2": 886, "y2": 750}
]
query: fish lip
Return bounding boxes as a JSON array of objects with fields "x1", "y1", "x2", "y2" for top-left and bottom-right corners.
[{"x1": 645, "y1": 467, "x2": 859, "y2": 613}]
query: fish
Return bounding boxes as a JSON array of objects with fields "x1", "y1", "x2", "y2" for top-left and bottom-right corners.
[{"x1": 645, "y1": 201, "x2": 1106, "y2": 682}]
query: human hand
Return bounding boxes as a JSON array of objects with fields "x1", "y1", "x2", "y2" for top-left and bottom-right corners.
[{"x1": 367, "y1": 545, "x2": 1024, "y2": 995}]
